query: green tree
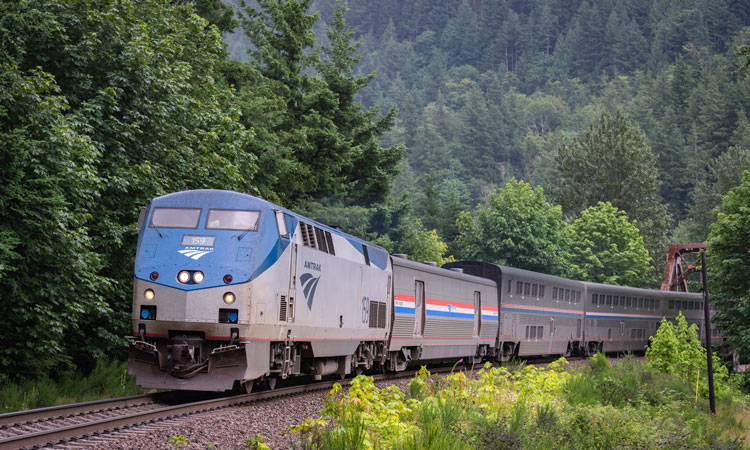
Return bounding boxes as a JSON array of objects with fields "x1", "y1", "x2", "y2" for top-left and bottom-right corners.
[
  {"x1": 441, "y1": 0, "x2": 479, "y2": 67},
  {"x1": 236, "y1": 0, "x2": 324, "y2": 205},
  {"x1": 707, "y1": 170, "x2": 750, "y2": 356},
  {"x1": 688, "y1": 146, "x2": 750, "y2": 240},
  {"x1": 1, "y1": 0, "x2": 255, "y2": 377},
  {"x1": 388, "y1": 226, "x2": 453, "y2": 267},
  {"x1": 416, "y1": 171, "x2": 442, "y2": 232},
  {"x1": 553, "y1": 109, "x2": 671, "y2": 264},
  {"x1": 455, "y1": 179, "x2": 569, "y2": 274},
  {"x1": 173, "y1": 0, "x2": 237, "y2": 32},
  {"x1": 0, "y1": 60, "x2": 108, "y2": 380},
  {"x1": 306, "y1": 194, "x2": 453, "y2": 266},
  {"x1": 237, "y1": 0, "x2": 401, "y2": 206},
  {"x1": 738, "y1": 44, "x2": 750, "y2": 73},
  {"x1": 567, "y1": 202, "x2": 652, "y2": 287}
]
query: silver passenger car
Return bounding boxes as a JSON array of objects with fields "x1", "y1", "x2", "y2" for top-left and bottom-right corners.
[
  {"x1": 582, "y1": 282, "x2": 662, "y2": 354},
  {"x1": 389, "y1": 256, "x2": 499, "y2": 370},
  {"x1": 444, "y1": 262, "x2": 585, "y2": 359}
]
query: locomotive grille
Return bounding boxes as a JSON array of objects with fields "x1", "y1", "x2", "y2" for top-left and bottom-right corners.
[
  {"x1": 369, "y1": 301, "x2": 387, "y2": 328},
  {"x1": 299, "y1": 221, "x2": 336, "y2": 255},
  {"x1": 325, "y1": 232, "x2": 335, "y2": 255},
  {"x1": 315, "y1": 227, "x2": 328, "y2": 253},
  {"x1": 279, "y1": 295, "x2": 287, "y2": 321},
  {"x1": 300, "y1": 223, "x2": 313, "y2": 248}
]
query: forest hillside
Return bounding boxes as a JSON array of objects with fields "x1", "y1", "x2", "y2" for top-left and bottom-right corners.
[{"x1": 222, "y1": 0, "x2": 750, "y2": 268}]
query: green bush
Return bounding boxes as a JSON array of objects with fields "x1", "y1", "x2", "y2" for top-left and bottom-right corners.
[{"x1": 646, "y1": 313, "x2": 737, "y2": 399}]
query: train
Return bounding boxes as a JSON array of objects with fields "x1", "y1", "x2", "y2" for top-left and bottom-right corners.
[{"x1": 128, "y1": 189, "x2": 718, "y2": 392}]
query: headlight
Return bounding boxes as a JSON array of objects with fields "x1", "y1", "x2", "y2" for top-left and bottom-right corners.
[
  {"x1": 192, "y1": 271, "x2": 204, "y2": 284},
  {"x1": 223, "y1": 292, "x2": 236, "y2": 305},
  {"x1": 144, "y1": 289, "x2": 155, "y2": 300},
  {"x1": 177, "y1": 270, "x2": 190, "y2": 284}
]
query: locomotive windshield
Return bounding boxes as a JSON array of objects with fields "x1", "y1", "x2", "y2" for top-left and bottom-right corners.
[
  {"x1": 205, "y1": 209, "x2": 260, "y2": 231},
  {"x1": 150, "y1": 208, "x2": 201, "y2": 229}
]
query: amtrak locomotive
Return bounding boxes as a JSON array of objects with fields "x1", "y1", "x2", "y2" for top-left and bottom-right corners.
[{"x1": 128, "y1": 190, "x2": 717, "y2": 392}]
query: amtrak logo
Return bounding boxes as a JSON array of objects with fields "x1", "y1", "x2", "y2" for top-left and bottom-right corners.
[
  {"x1": 300, "y1": 273, "x2": 321, "y2": 309},
  {"x1": 178, "y1": 247, "x2": 213, "y2": 260}
]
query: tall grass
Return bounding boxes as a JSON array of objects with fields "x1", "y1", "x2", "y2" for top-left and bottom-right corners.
[
  {"x1": 0, "y1": 359, "x2": 143, "y2": 413},
  {"x1": 563, "y1": 353, "x2": 692, "y2": 408}
]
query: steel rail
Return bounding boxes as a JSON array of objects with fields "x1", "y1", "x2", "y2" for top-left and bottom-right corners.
[
  {"x1": 0, "y1": 393, "x2": 158, "y2": 428},
  {"x1": 0, "y1": 380, "x2": 343, "y2": 449}
]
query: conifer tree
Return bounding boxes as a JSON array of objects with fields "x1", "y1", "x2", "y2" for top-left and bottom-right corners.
[
  {"x1": 238, "y1": 0, "x2": 401, "y2": 206},
  {"x1": 317, "y1": 1, "x2": 403, "y2": 204}
]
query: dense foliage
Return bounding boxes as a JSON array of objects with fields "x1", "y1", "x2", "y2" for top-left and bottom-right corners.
[
  {"x1": 288, "y1": 0, "x2": 750, "y2": 263},
  {"x1": 707, "y1": 171, "x2": 750, "y2": 358},
  {"x1": 233, "y1": 0, "x2": 402, "y2": 206},
  {"x1": 0, "y1": 360, "x2": 142, "y2": 413},
  {"x1": 288, "y1": 357, "x2": 746, "y2": 449},
  {"x1": 0, "y1": 0, "x2": 256, "y2": 380},
  {"x1": 554, "y1": 110, "x2": 670, "y2": 259},
  {"x1": 646, "y1": 313, "x2": 733, "y2": 398}
]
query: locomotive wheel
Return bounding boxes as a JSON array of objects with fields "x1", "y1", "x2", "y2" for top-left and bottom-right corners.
[
  {"x1": 242, "y1": 380, "x2": 253, "y2": 394},
  {"x1": 266, "y1": 377, "x2": 277, "y2": 390}
]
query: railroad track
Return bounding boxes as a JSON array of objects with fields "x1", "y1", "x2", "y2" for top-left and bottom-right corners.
[
  {"x1": 0, "y1": 386, "x2": 307, "y2": 449},
  {"x1": 0, "y1": 369, "x2": 431, "y2": 449},
  {"x1": 0, "y1": 358, "x2": 586, "y2": 449},
  {"x1": 0, "y1": 393, "x2": 175, "y2": 449}
]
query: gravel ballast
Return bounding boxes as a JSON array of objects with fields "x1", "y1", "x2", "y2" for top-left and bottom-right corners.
[{"x1": 66, "y1": 378, "x2": 412, "y2": 450}]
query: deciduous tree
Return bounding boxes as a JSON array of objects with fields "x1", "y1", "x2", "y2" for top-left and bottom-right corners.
[
  {"x1": 0, "y1": 60, "x2": 107, "y2": 380},
  {"x1": 456, "y1": 179, "x2": 569, "y2": 274},
  {"x1": 1, "y1": 0, "x2": 255, "y2": 378},
  {"x1": 567, "y1": 202, "x2": 652, "y2": 287}
]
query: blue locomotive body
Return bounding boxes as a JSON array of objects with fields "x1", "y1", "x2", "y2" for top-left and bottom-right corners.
[{"x1": 129, "y1": 190, "x2": 392, "y2": 391}]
